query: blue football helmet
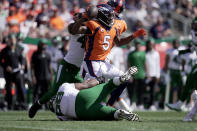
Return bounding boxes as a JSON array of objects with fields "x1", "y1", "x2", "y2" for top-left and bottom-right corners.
[{"x1": 97, "y1": 4, "x2": 115, "y2": 28}]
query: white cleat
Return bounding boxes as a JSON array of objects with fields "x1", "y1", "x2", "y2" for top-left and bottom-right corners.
[
  {"x1": 116, "y1": 109, "x2": 139, "y2": 121},
  {"x1": 149, "y1": 105, "x2": 157, "y2": 111},
  {"x1": 183, "y1": 112, "x2": 195, "y2": 122},
  {"x1": 166, "y1": 101, "x2": 183, "y2": 112},
  {"x1": 120, "y1": 66, "x2": 138, "y2": 82}
]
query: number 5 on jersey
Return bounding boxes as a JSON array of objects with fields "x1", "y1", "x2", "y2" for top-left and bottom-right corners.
[{"x1": 103, "y1": 35, "x2": 111, "y2": 50}]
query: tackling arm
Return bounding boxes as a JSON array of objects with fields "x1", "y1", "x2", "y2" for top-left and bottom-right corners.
[{"x1": 74, "y1": 79, "x2": 99, "y2": 90}]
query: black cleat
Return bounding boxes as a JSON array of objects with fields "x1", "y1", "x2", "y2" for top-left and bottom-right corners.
[{"x1": 28, "y1": 101, "x2": 41, "y2": 118}]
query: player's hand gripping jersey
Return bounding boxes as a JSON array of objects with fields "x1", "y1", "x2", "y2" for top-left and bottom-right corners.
[{"x1": 84, "y1": 19, "x2": 127, "y2": 61}]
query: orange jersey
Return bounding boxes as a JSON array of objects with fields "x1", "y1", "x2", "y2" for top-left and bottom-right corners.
[
  {"x1": 115, "y1": 19, "x2": 127, "y2": 36},
  {"x1": 84, "y1": 20, "x2": 127, "y2": 61}
]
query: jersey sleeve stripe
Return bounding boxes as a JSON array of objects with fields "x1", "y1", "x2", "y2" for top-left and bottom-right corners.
[
  {"x1": 114, "y1": 27, "x2": 119, "y2": 37},
  {"x1": 84, "y1": 27, "x2": 100, "y2": 60},
  {"x1": 85, "y1": 60, "x2": 97, "y2": 77},
  {"x1": 82, "y1": 68, "x2": 87, "y2": 79}
]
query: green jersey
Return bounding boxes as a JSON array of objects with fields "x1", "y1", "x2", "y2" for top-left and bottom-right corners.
[{"x1": 127, "y1": 51, "x2": 146, "y2": 79}]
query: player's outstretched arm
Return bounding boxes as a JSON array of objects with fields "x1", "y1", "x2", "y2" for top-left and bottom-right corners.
[
  {"x1": 75, "y1": 79, "x2": 99, "y2": 90},
  {"x1": 114, "y1": 28, "x2": 147, "y2": 46}
]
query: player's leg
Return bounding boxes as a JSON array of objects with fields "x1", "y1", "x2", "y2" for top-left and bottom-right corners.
[
  {"x1": 107, "y1": 82, "x2": 128, "y2": 105},
  {"x1": 75, "y1": 67, "x2": 138, "y2": 120},
  {"x1": 169, "y1": 69, "x2": 183, "y2": 103},
  {"x1": 4, "y1": 74, "x2": 13, "y2": 110},
  {"x1": 76, "y1": 81, "x2": 138, "y2": 120},
  {"x1": 179, "y1": 74, "x2": 194, "y2": 102},
  {"x1": 183, "y1": 97, "x2": 197, "y2": 122},
  {"x1": 101, "y1": 62, "x2": 131, "y2": 111},
  {"x1": 39, "y1": 60, "x2": 82, "y2": 104},
  {"x1": 32, "y1": 80, "x2": 40, "y2": 103},
  {"x1": 166, "y1": 74, "x2": 193, "y2": 111},
  {"x1": 75, "y1": 79, "x2": 119, "y2": 120},
  {"x1": 136, "y1": 79, "x2": 145, "y2": 109},
  {"x1": 83, "y1": 60, "x2": 133, "y2": 111},
  {"x1": 82, "y1": 60, "x2": 102, "y2": 80},
  {"x1": 29, "y1": 60, "x2": 81, "y2": 118},
  {"x1": 167, "y1": 65, "x2": 197, "y2": 111},
  {"x1": 14, "y1": 73, "x2": 26, "y2": 109}
]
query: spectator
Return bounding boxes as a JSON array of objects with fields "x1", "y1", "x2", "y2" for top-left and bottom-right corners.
[
  {"x1": 47, "y1": 36, "x2": 63, "y2": 74},
  {"x1": 148, "y1": 2, "x2": 161, "y2": 26},
  {"x1": 15, "y1": 8, "x2": 26, "y2": 23},
  {"x1": 16, "y1": 33, "x2": 30, "y2": 74},
  {"x1": 59, "y1": 0, "x2": 72, "y2": 25},
  {"x1": 0, "y1": 33, "x2": 26, "y2": 110},
  {"x1": 20, "y1": 11, "x2": 37, "y2": 37},
  {"x1": 164, "y1": 40, "x2": 184, "y2": 103},
  {"x1": 7, "y1": 6, "x2": 21, "y2": 33},
  {"x1": 108, "y1": 45, "x2": 126, "y2": 72},
  {"x1": 127, "y1": 41, "x2": 147, "y2": 110},
  {"x1": 150, "y1": 16, "x2": 171, "y2": 39},
  {"x1": 0, "y1": 2, "x2": 8, "y2": 32},
  {"x1": 176, "y1": 0, "x2": 196, "y2": 18},
  {"x1": 37, "y1": 15, "x2": 50, "y2": 38},
  {"x1": 49, "y1": 9, "x2": 65, "y2": 31},
  {"x1": 31, "y1": 39, "x2": 52, "y2": 104},
  {"x1": 70, "y1": 2, "x2": 84, "y2": 16},
  {"x1": 145, "y1": 40, "x2": 160, "y2": 110},
  {"x1": 36, "y1": 4, "x2": 50, "y2": 27},
  {"x1": 132, "y1": 20, "x2": 144, "y2": 32},
  {"x1": 135, "y1": 3, "x2": 149, "y2": 27}
]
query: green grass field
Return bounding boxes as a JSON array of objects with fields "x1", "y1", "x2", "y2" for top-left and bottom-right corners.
[{"x1": 0, "y1": 111, "x2": 196, "y2": 131}]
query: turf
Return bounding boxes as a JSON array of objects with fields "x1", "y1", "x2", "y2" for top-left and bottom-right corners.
[{"x1": 0, "y1": 111, "x2": 196, "y2": 131}]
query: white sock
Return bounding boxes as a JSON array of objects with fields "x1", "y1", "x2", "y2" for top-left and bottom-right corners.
[
  {"x1": 118, "y1": 98, "x2": 131, "y2": 112},
  {"x1": 113, "y1": 77, "x2": 121, "y2": 86},
  {"x1": 114, "y1": 110, "x2": 119, "y2": 120},
  {"x1": 190, "y1": 100, "x2": 197, "y2": 114}
]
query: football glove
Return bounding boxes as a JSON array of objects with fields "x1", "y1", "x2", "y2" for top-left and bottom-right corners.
[{"x1": 133, "y1": 28, "x2": 147, "y2": 39}]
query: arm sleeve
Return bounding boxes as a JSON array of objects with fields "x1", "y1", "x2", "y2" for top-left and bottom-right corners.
[
  {"x1": 86, "y1": 20, "x2": 96, "y2": 35},
  {"x1": 118, "y1": 20, "x2": 127, "y2": 36},
  {"x1": 120, "y1": 20, "x2": 127, "y2": 35}
]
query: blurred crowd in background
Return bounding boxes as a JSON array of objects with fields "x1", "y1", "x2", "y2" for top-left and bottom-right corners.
[
  {"x1": 1, "y1": 0, "x2": 197, "y2": 39},
  {"x1": 0, "y1": 0, "x2": 197, "y2": 111}
]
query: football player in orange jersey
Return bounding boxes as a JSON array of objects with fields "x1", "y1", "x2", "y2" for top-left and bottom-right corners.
[
  {"x1": 69, "y1": 4, "x2": 146, "y2": 111},
  {"x1": 97, "y1": 0, "x2": 134, "y2": 108}
]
